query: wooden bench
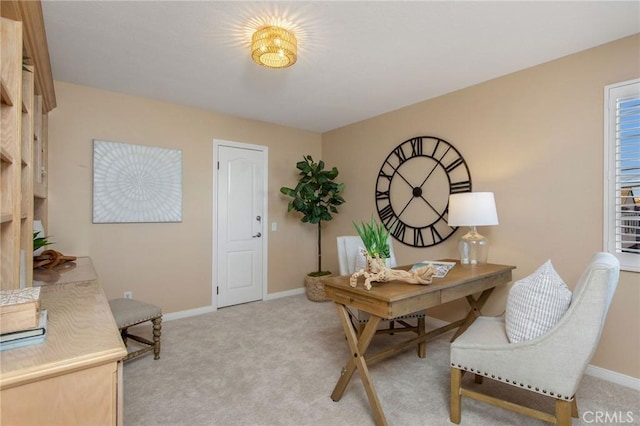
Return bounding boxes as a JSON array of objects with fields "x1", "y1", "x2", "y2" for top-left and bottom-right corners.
[{"x1": 109, "y1": 298, "x2": 162, "y2": 362}]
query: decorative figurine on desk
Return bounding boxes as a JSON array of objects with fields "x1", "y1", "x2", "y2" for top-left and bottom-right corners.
[
  {"x1": 34, "y1": 249, "x2": 77, "y2": 269},
  {"x1": 350, "y1": 250, "x2": 436, "y2": 290}
]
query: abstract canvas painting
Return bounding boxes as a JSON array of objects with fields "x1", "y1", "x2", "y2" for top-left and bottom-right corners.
[{"x1": 93, "y1": 140, "x2": 183, "y2": 223}]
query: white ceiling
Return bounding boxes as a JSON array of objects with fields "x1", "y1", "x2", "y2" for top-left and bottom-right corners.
[{"x1": 41, "y1": 1, "x2": 640, "y2": 133}]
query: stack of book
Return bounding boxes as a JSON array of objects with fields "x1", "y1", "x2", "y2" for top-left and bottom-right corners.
[{"x1": 0, "y1": 287, "x2": 48, "y2": 351}]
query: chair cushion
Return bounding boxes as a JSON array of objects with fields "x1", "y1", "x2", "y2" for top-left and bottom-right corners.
[
  {"x1": 109, "y1": 298, "x2": 162, "y2": 328},
  {"x1": 505, "y1": 260, "x2": 572, "y2": 343}
]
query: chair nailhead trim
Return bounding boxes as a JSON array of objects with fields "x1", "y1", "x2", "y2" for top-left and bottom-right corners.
[{"x1": 450, "y1": 364, "x2": 567, "y2": 400}]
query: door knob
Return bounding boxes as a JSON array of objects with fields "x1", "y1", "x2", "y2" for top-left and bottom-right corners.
[{"x1": 253, "y1": 232, "x2": 262, "y2": 238}]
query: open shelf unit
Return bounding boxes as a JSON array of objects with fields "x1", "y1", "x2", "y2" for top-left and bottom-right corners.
[
  {"x1": 1, "y1": 17, "x2": 24, "y2": 289},
  {"x1": 1, "y1": 5, "x2": 55, "y2": 290}
]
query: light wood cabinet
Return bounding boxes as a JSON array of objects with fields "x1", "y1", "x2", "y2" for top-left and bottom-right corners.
[
  {"x1": 0, "y1": 279, "x2": 127, "y2": 425},
  {"x1": 1, "y1": 1, "x2": 56, "y2": 290}
]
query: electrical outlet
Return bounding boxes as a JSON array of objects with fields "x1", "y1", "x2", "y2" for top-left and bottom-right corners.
[{"x1": 124, "y1": 291, "x2": 132, "y2": 299}]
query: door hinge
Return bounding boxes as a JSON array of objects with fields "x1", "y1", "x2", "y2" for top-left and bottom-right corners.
[
  {"x1": 217, "y1": 161, "x2": 219, "y2": 170},
  {"x1": 216, "y1": 286, "x2": 219, "y2": 295}
]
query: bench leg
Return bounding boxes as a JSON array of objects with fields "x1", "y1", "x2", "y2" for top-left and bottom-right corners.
[{"x1": 152, "y1": 316, "x2": 162, "y2": 360}]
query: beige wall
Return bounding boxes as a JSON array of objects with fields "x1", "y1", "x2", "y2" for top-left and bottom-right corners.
[
  {"x1": 49, "y1": 35, "x2": 639, "y2": 379},
  {"x1": 48, "y1": 81, "x2": 321, "y2": 313},
  {"x1": 322, "y1": 35, "x2": 640, "y2": 378}
]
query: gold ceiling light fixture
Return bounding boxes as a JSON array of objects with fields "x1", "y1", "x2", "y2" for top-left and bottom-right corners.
[{"x1": 251, "y1": 26, "x2": 297, "y2": 69}]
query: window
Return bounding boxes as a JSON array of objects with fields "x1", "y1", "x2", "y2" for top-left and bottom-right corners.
[{"x1": 604, "y1": 79, "x2": 640, "y2": 272}]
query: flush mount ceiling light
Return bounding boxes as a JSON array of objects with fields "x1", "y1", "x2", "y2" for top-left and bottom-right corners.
[{"x1": 251, "y1": 26, "x2": 297, "y2": 69}]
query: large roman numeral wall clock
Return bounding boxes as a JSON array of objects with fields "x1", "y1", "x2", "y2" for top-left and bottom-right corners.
[{"x1": 375, "y1": 136, "x2": 472, "y2": 247}]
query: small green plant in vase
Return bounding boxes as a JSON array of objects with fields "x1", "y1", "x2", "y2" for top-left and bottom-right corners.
[{"x1": 353, "y1": 216, "x2": 392, "y2": 266}]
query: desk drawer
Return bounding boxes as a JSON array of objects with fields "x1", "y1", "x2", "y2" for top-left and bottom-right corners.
[
  {"x1": 441, "y1": 270, "x2": 512, "y2": 303},
  {"x1": 327, "y1": 288, "x2": 440, "y2": 319},
  {"x1": 389, "y1": 292, "x2": 441, "y2": 317},
  {"x1": 328, "y1": 290, "x2": 390, "y2": 318}
]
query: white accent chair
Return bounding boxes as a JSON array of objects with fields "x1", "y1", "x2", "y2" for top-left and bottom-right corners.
[
  {"x1": 336, "y1": 235, "x2": 427, "y2": 344},
  {"x1": 450, "y1": 252, "x2": 620, "y2": 425}
]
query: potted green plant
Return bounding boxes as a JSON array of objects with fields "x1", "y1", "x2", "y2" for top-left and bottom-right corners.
[
  {"x1": 353, "y1": 216, "x2": 392, "y2": 266},
  {"x1": 280, "y1": 155, "x2": 345, "y2": 301},
  {"x1": 33, "y1": 231, "x2": 52, "y2": 255}
]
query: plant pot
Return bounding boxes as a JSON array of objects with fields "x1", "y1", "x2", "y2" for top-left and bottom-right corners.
[{"x1": 304, "y1": 272, "x2": 333, "y2": 302}]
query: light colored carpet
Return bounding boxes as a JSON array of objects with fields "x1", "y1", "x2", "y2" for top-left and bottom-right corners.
[{"x1": 123, "y1": 294, "x2": 640, "y2": 426}]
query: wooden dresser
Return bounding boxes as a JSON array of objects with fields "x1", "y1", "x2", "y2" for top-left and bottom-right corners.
[{"x1": 0, "y1": 278, "x2": 127, "y2": 425}]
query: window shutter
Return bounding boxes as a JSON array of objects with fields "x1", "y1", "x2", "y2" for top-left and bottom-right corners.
[{"x1": 605, "y1": 79, "x2": 640, "y2": 271}]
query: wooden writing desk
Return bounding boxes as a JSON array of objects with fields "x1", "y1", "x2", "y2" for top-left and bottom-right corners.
[{"x1": 324, "y1": 261, "x2": 515, "y2": 426}]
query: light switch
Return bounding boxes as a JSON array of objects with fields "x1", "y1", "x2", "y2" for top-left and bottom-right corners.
[{"x1": 271, "y1": 222, "x2": 278, "y2": 231}]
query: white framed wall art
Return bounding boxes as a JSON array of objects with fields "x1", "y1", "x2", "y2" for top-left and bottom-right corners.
[{"x1": 93, "y1": 139, "x2": 183, "y2": 223}]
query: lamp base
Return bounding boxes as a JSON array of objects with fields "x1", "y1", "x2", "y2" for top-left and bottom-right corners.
[{"x1": 458, "y1": 226, "x2": 489, "y2": 265}]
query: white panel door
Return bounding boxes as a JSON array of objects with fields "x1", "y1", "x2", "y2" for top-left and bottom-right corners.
[{"x1": 216, "y1": 144, "x2": 265, "y2": 308}]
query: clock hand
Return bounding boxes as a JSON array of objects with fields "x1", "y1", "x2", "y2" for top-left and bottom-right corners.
[
  {"x1": 418, "y1": 146, "x2": 452, "y2": 188},
  {"x1": 394, "y1": 168, "x2": 418, "y2": 191},
  {"x1": 397, "y1": 188, "x2": 444, "y2": 225},
  {"x1": 418, "y1": 194, "x2": 447, "y2": 220},
  {"x1": 396, "y1": 193, "x2": 416, "y2": 218}
]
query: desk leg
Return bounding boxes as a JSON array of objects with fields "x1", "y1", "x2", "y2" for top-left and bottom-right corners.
[
  {"x1": 331, "y1": 303, "x2": 387, "y2": 426},
  {"x1": 417, "y1": 317, "x2": 426, "y2": 358},
  {"x1": 450, "y1": 288, "x2": 495, "y2": 342}
]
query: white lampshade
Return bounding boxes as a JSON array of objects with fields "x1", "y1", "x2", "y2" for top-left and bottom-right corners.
[{"x1": 448, "y1": 192, "x2": 499, "y2": 227}]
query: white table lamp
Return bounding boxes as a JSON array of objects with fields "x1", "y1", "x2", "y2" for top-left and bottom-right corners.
[{"x1": 448, "y1": 192, "x2": 499, "y2": 265}]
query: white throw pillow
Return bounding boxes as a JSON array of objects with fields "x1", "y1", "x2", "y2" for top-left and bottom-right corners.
[
  {"x1": 354, "y1": 247, "x2": 368, "y2": 272},
  {"x1": 505, "y1": 260, "x2": 572, "y2": 343}
]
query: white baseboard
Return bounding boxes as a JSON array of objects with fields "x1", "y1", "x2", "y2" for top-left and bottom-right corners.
[
  {"x1": 162, "y1": 305, "x2": 216, "y2": 322},
  {"x1": 162, "y1": 288, "x2": 306, "y2": 322},
  {"x1": 264, "y1": 287, "x2": 305, "y2": 300},
  {"x1": 585, "y1": 364, "x2": 640, "y2": 391}
]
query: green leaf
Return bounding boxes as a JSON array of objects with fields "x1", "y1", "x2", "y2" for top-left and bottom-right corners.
[
  {"x1": 352, "y1": 216, "x2": 390, "y2": 258},
  {"x1": 33, "y1": 231, "x2": 53, "y2": 251},
  {"x1": 280, "y1": 187, "x2": 295, "y2": 196}
]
